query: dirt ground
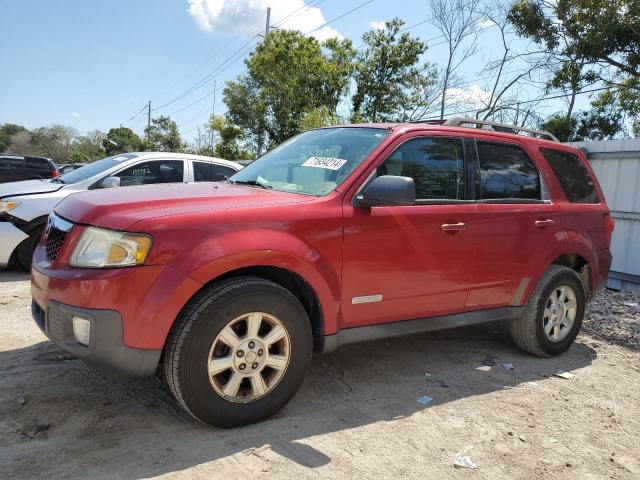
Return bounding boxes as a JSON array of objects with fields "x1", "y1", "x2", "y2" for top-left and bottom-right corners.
[{"x1": 1, "y1": 272, "x2": 639, "y2": 480}]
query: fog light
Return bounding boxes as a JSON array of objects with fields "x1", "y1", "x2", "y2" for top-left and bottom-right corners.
[{"x1": 72, "y1": 316, "x2": 91, "y2": 346}]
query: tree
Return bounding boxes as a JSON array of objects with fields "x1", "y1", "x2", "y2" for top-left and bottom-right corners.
[
  {"x1": 509, "y1": 0, "x2": 640, "y2": 133},
  {"x1": 103, "y1": 127, "x2": 143, "y2": 155},
  {"x1": 299, "y1": 106, "x2": 341, "y2": 131},
  {"x1": 0, "y1": 123, "x2": 27, "y2": 153},
  {"x1": 68, "y1": 130, "x2": 106, "y2": 162},
  {"x1": 143, "y1": 116, "x2": 184, "y2": 152},
  {"x1": 430, "y1": 0, "x2": 482, "y2": 119},
  {"x1": 541, "y1": 95, "x2": 624, "y2": 141},
  {"x1": 224, "y1": 29, "x2": 356, "y2": 154},
  {"x1": 28, "y1": 125, "x2": 78, "y2": 163},
  {"x1": 351, "y1": 18, "x2": 434, "y2": 122},
  {"x1": 209, "y1": 116, "x2": 253, "y2": 160},
  {"x1": 470, "y1": 1, "x2": 549, "y2": 125}
]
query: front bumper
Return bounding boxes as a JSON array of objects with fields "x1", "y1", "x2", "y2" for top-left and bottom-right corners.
[
  {"x1": 32, "y1": 299, "x2": 161, "y2": 377},
  {"x1": 0, "y1": 221, "x2": 29, "y2": 268}
]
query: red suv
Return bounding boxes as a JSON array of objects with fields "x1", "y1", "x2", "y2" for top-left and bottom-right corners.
[{"x1": 31, "y1": 118, "x2": 613, "y2": 427}]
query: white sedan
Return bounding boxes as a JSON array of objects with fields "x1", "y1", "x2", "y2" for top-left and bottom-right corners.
[{"x1": 0, "y1": 152, "x2": 243, "y2": 270}]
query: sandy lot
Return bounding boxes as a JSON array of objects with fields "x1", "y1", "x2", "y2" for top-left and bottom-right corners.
[{"x1": 1, "y1": 272, "x2": 639, "y2": 479}]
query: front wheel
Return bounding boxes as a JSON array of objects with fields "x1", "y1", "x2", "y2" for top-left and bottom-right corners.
[
  {"x1": 164, "y1": 277, "x2": 312, "y2": 427},
  {"x1": 511, "y1": 265, "x2": 586, "y2": 357},
  {"x1": 17, "y1": 225, "x2": 44, "y2": 271}
]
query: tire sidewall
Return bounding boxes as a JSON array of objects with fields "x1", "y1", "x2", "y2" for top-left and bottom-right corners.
[
  {"x1": 534, "y1": 270, "x2": 585, "y2": 355},
  {"x1": 18, "y1": 225, "x2": 44, "y2": 271},
  {"x1": 177, "y1": 283, "x2": 312, "y2": 427}
]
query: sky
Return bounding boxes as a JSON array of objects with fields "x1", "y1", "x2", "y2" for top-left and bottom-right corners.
[{"x1": 1, "y1": 0, "x2": 590, "y2": 141}]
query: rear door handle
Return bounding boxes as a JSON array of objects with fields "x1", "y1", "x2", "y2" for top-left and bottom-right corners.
[
  {"x1": 441, "y1": 222, "x2": 466, "y2": 232},
  {"x1": 535, "y1": 219, "x2": 555, "y2": 228}
]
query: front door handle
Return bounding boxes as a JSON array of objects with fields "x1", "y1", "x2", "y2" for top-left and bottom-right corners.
[
  {"x1": 441, "y1": 222, "x2": 466, "y2": 232},
  {"x1": 535, "y1": 219, "x2": 555, "y2": 229}
]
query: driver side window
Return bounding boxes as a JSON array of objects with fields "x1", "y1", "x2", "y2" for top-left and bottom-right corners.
[
  {"x1": 115, "y1": 160, "x2": 184, "y2": 186},
  {"x1": 376, "y1": 137, "x2": 466, "y2": 200}
]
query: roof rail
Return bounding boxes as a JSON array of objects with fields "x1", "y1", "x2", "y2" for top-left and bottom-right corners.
[{"x1": 443, "y1": 117, "x2": 560, "y2": 142}]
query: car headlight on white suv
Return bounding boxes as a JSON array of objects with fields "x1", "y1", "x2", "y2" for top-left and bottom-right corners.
[
  {"x1": 69, "y1": 226, "x2": 153, "y2": 268},
  {"x1": 0, "y1": 200, "x2": 20, "y2": 213}
]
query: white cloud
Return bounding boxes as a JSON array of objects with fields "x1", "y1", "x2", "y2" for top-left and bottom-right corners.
[
  {"x1": 187, "y1": 0, "x2": 343, "y2": 41},
  {"x1": 476, "y1": 18, "x2": 494, "y2": 29},
  {"x1": 445, "y1": 85, "x2": 491, "y2": 106},
  {"x1": 71, "y1": 112, "x2": 81, "y2": 117},
  {"x1": 370, "y1": 20, "x2": 386, "y2": 30}
]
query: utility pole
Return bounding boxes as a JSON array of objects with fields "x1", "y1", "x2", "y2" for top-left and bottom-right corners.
[
  {"x1": 147, "y1": 100, "x2": 151, "y2": 129},
  {"x1": 265, "y1": 7, "x2": 271, "y2": 37}
]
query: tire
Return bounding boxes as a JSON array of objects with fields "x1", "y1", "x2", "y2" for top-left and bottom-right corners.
[
  {"x1": 164, "y1": 277, "x2": 313, "y2": 427},
  {"x1": 17, "y1": 225, "x2": 44, "y2": 271},
  {"x1": 511, "y1": 265, "x2": 586, "y2": 357}
]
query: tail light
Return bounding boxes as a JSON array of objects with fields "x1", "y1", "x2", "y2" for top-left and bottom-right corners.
[
  {"x1": 52, "y1": 170, "x2": 59, "y2": 178},
  {"x1": 603, "y1": 213, "x2": 614, "y2": 249}
]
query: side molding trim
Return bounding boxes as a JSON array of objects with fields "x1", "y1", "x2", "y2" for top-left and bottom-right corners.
[
  {"x1": 321, "y1": 306, "x2": 524, "y2": 353},
  {"x1": 351, "y1": 294, "x2": 383, "y2": 304}
]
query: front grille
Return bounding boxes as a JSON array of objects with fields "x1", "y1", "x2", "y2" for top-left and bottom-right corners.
[{"x1": 46, "y1": 226, "x2": 68, "y2": 262}]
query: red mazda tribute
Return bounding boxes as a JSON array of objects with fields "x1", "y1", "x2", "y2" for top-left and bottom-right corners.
[{"x1": 31, "y1": 118, "x2": 613, "y2": 427}]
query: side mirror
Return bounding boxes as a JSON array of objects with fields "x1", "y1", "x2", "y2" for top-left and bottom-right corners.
[
  {"x1": 354, "y1": 175, "x2": 415, "y2": 208},
  {"x1": 99, "y1": 176, "x2": 121, "y2": 188}
]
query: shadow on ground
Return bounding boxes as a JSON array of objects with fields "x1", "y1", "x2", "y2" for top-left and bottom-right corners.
[{"x1": 0, "y1": 321, "x2": 595, "y2": 479}]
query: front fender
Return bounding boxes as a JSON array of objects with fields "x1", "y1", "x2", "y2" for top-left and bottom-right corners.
[{"x1": 172, "y1": 229, "x2": 342, "y2": 335}]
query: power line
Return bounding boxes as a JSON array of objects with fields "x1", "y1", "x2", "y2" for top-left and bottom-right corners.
[
  {"x1": 306, "y1": 0, "x2": 376, "y2": 35},
  {"x1": 436, "y1": 85, "x2": 608, "y2": 119},
  {"x1": 165, "y1": 1, "x2": 378, "y2": 121}
]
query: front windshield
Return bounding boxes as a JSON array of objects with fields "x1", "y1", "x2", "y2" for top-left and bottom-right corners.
[
  {"x1": 58, "y1": 153, "x2": 139, "y2": 184},
  {"x1": 229, "y1": 127, "x2": 390, "y2": 196}
]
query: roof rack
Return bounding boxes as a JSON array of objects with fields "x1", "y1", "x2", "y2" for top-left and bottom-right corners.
[{"x1": 443, "y1": 117, "x2": 560, "y2": 142}]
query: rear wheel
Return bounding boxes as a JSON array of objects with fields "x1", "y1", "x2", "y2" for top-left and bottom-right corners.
[
  {"x1": 17, "y1": 224, "x2": 44, "y2": 271},
  {"x1": 164, "y1": 277, "x2": 312, "y2": 427},
  {"x1": 511, "y1": 265, "x2": 586, "y2": 357}
]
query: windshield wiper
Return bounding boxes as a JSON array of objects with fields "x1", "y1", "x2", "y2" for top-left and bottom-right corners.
[
  {"x1": 231, "y1": 179, "x2": 272, "y2": 189},
  {"x1": 50, "y1": 178, "x2": 65, "y2": 184}
]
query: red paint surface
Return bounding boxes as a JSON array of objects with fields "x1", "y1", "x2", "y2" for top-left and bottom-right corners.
[{"x1": 32, "y1": 124, "x2": 612, "y2": 350}]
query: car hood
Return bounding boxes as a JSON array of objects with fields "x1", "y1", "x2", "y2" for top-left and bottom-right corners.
[
  {"x1": 0, "y1": 179, "x2": 64, "y2": 199},
  {"x1": 55, "y1": 182, "x2": 316, "y2": 230}
]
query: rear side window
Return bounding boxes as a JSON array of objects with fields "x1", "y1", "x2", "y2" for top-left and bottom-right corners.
[
  {"x1": 115, "y1": 160, "x2": 184, "y2": 186},
  {"x1": 25, "y1": 157, "x2": 52, "y2": 169},
  {"x1": 477, "y1": 142, "x2": 541, "y2": 200},
  {"x1": 0, "y1": 157, "x2": 24, "y2": 168},
  {"x1": 540, "y1": 148, "x2": 598, "y2": 203},
  {"x1": 193, "y1": 161, "x2": 236, "y2": 182},
  {"x1": 376, "y1": 137, "x2": 466, "y2": 200}
]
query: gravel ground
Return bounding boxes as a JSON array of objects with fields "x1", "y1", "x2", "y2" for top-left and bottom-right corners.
[
  {"x1": 1, "y1": 273, "x2": 639, "y2": 480},
  {"x1": 583, "y1": 288, "x2": 640, "y2": 350}
]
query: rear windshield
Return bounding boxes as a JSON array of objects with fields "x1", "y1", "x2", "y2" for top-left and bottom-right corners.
[
  {"x1": 540, "y1": 148, "x2": 599, "y2": 203},
  {"x1": 59, "y1": 153, "x2": 139, "y2": 184}
]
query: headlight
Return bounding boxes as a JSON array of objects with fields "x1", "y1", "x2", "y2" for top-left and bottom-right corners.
[
  {"x1": 70, "y1": 226, "x2": 153, "y2": 268},
  {"x1": 0, "y1": 200, "x2": 20, "y2": 213}
]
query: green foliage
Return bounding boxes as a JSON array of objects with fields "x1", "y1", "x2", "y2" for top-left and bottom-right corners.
[
  {"x1": 143, "y1": 116, "x2": 184, "y2": 152},
  {"x1": 0, "y1": 123, "x2": 27, "y2": 153},
  {"x1": 68, "y1": 131, "x2": 106, "y2": 162},
  {"x1": 103, "y1": 127, "x2": 143, "y2": 155},
  {"x1": 28, "y1": 125, "x2": 78, "y2": 163},
  {"x1": 224, "y1": 29, "x2": 356, "y2": 153},
  {"x1": 541, "y1": 100, "x2": 624, "y2": 142},
  {"x1": 351, "y1": 18, "x2": 432, "y2": 122},
  {"x1": 299, "y1": 106, "x2": 341, "y2": 131},
  {"x1": 209, "y1": 116, "x2": 254, "y2": 160},
  {"x1": 509, "y1": 0, "x2": 640, "y2": 135}
]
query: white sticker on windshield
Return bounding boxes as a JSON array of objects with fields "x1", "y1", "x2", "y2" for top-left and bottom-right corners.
[
  {"x1": 113, "y1": 156, "x2": 130, "y2": 162},
  {"x1": 302, "y1": 156, "x2": 347, "y2": 171}
]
